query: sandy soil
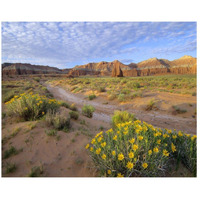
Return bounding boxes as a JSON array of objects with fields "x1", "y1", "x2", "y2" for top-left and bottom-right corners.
[{"x1": 2, "y1": 107, "x2": 110, "y2": 177}]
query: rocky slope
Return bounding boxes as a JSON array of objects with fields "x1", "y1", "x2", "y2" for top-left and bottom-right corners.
[
  {"x1": 69, "y1": 56, "x2": 196, "y2": 77},
  {"x1": 2, "y1": 63, "x2": 62, "y2": 75},
  {"x1": 2, "y1": 55, "x2": 197, "y2": 77},
  {"x1": 69, "y1": 60, "x2": 132, "y2": 76}
]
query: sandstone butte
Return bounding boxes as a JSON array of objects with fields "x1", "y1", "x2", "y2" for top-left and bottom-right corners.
[{"x1": 2, "y1": 55, "x2": 197, "y2": 77}]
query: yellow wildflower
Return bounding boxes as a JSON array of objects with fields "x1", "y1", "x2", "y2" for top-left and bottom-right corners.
[
  {"x1": 107, "y1": 170, "x2": 111, "y2": 175},
  {"x1": 172, "y1": 135, "x2": 177, "y2": 139},
  {"x1": 154, "y1": 133, "x2": 158, "y2": 137},
  {"x1": 126, "y1": 161, "x2": 134, "y2": 170},
  {"x1": 163, "y1": 133, "x2": 169, "y2": 138},
  {"x1": 106, "y1": 128, "x2": 113, "y2": 134},
  {"x1": 163, "y1": 149, "x2": 169, "y2": 157},
  {"x1": 178, "y1": 131, "x2": 183, "y2": 137},
  {"x1": 148, "y1": 150, "x2": 152, "y2": 156},
  {"x1": 112, "y1": 151, "x2": 116, "y2": 156},
  {"x1": 90, "y1": 147, "x2": 94, "y2": 152},
  {"x1": 132, "y1": 144, "x2": 138, "y2": 151},
  {"x1": 138, "y1": 136, "x2": 144, "y2": 141},
  {"x1": 157, "y1": 132, "x2": 162, "y2": 136},
  {"x1": 143, "y1": 126, "x2": 148, "y2": 132},
  {"x1": 117, "y1": 131, "x2": 120, "y2": 134},
  {"x1": 91, "y1": 138, "x2": 96, "y2": 144},
  {"x1": 168, "y1": 130, "x2": 172, "y2": 134},
  {"x1": 25, "y1": 107, "x2": 28, "y2": 110},
  {"x1": 118, "y1": 153, "x2": 124, "y2": 161},
  {"x1": 117, "y1": 173, "x2": 124, "y2": 177},
  {"x1": 101, "y1": 154, "x2": 106, "y2": 160},
  {"x1": 134, "y1": 120, "x2": 141, "y2": 124},
  {"x1": 128, "y1": 151, "x2": 134, "y2": 159},
  {"x1": 185, "y1": 134, "x2": 190, "y2": 137},
  {"x1": 85, "y1": 144, "x2": 90, "y2": 149},
  {"x1": 153, "y1": 147, "x2": 159, "y2": 153},
  {"x1": 142, "y1": 163, "x2": 148, "y2": 169},
  {"x1": 101, "y1": 142, "x2": 106, "y2": 147},
  {"x1": 96, "y1": 148, "x2": 101, "y2": 155},
  {"x1": 129, "y1": 138, "x2": 135, "y2": 144},
  {"x1": 135, "y1": 129, "x2": 141, "y2": 134},
  {"x1": 113, "y1": 135, "x2": 117, "y2": 141},
  {"x1": 95, "y1": 131, "x2": 103, "y2": 138},
  {"x1": 42, "y1": 112, "x2": 45, "y2": 115},
  {"x1": 191, "y1": 135, "x2": 197, "y2": 141},
  {"x1": 123, "y1": 130, "x2": 128, "y2": 135},
  {"x1": 97, "y1": 137, "x2": 102, "y2": 142},
  {"x1": 171, "y1": 143, "x2": 176, "y2": 152},
  {"x1": 157, "y1": 139, "x2": 161, "y2": 144}
]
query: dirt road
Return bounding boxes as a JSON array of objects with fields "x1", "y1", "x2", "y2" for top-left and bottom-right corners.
[{"x1": 46, "y1": 84, "x2": 196, "y2": 135}]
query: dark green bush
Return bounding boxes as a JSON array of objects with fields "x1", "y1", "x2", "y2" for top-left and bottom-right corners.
[{"x1": 88, "y1": 94, "x2": 96, "y2": 100}]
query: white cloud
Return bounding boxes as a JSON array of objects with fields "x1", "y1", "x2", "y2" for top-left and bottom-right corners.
[{"x1": 2, "y1": 22, "x2": 196, "y2": 68}]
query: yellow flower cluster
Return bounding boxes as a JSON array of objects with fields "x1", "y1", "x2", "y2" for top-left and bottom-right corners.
[
  {"x1": 142, "y1": 163, "x2": 148, "y2": 169},
  {"x1": 86, "y1": 119, "x2": 196, "y2": 177},
  {"x1": 163, "y1": 149, "x2": 169, "y2": 157},
  {"x1": 171, "y1": 143, "x2": 176, "y2": 152},
  {"x1": 118, "y1": 153, "x2": 124, "y2": 161},
  {"x1": 126, "y1": 161, "x2": 134, "y2": 170}
]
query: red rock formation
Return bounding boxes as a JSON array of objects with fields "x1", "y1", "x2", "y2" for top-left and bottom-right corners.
[
  {"x1": 2, "y1": 55, "x2": 197, "y2": 77},
  {"x1": 111, "y1": 62, "x2": 123, "y2": 77}
]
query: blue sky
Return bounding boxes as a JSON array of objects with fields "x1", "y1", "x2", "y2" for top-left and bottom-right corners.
[{"x1": 1, "y1": 22, "x2": 196, "y2": 69}]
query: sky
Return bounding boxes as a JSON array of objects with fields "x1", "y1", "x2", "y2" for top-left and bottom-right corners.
[{"x1": 1, "y1": 22, "x2": 197, "y2": 69}]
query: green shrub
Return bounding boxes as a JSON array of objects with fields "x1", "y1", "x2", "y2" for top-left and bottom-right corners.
[
  {"x1": 192, "y1": 92, "x2": 196, "y2": 96},
  {"x1": 45, "y1": 129, "x2": 57, "y2": 136},
  {"x1": 60, "y1": 101, "x2": 70, "y2": 109},
  {"x1": 82, "y1": 104, "x2": 95, "y2": 118},
  {"x1": 98, "y1": 86, "x2": 106, "y2": 92},
  {"x1": 69, "y1": 111, "x2": 79, "y2": 120},
  {"x1": 33, "y1": 77, "x2": 40, "y2": 82},
  {"x1": 2, "y1": 91, "x2": 15, "y2": 103},
  {"x1": 5, "y1": 162, "x2": 17, "y2": 174},
  {"x1": 117, "y1": 94, "x2": 125, "y2": 102},
  {"x1": 86, "y1": 120, "x2": 197, "y2": 177},
  {"x1": 145, "y1": 99, "x2": 156, "y2": 111},
  {"x1": 5, "y1": 93, "x2": 60, "y2": 121},
  {"x1": 28, "y1": 166, "x2": 43, "y2": 177},
  {"x1": 108, "y1": 94, "x2": 117, "y2": 100},
  {"x1": 2, "y1": 112, "x2": 6, "y2": 119},
  {"x1": 111, "y1": 110, "x2": 136, "y2": 129},
  {"x1": 173, "y1": 106, "x2": 187, "y2": 114},
  {"x1": 70, "y1": 103, "x2": 77, "y2": 111},
  {"x1": 3, "y1": 146, "x2": 20, "y2": 159},
  {"x1": 121, "y1": 88, "x2": 131, "y2": 95},
  {"x1": 88, "y1": 94, "x2": 96, "y2": 100},
  {"x1": 45, "y1": 111, "x2": 70, "y2": 130},
  {"x1": 73, "y1": 87, "x2": 82, "y2": 93}
]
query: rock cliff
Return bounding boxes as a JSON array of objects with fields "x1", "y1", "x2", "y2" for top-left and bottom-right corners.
[{"x1": 2, "y1": 55, "x2": 196, "y2": 77}]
